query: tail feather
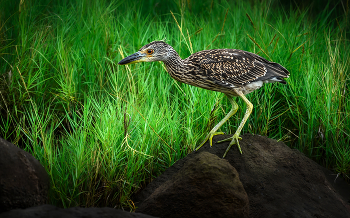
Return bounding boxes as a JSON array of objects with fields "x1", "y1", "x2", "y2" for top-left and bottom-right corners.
[
  {"x1": 266, "y1": 62, "x2": 290, "y2": 78},
  {"x1": 255, "y1": 63, "x2": 289, "y2": 84}
]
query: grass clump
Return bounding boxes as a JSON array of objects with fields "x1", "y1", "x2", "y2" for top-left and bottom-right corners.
[{"x1": 0, "y1": 0, "x2": 349, "y2": 209}]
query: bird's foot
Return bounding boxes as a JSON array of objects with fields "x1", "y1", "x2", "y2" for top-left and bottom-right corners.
[
  {"x1": 217, "y1": 133, "x2": 242, "y2": 157},
  {"x1": 195, "y1": 131, "x2": 224, "y2": 151}
]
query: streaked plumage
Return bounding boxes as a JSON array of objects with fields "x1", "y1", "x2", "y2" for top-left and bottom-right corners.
[{"x1": 119, "y1": 41, "x2": 289, "y2": 157}]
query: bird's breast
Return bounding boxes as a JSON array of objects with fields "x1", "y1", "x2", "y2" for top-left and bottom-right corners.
[{"x1": 233, "y1": 81, "x2": 264, "y2": 95}]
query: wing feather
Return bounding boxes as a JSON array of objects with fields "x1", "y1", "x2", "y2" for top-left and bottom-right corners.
[
  {"x1": 187, "y1": 49, "x2": 288, "y2": 88},
  {"x1": 199, "y1": 49, "x2": 266, "y2": 87}
]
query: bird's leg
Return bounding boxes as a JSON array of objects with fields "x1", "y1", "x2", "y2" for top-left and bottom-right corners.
[
  {"x1": 218, "y1": 91, "x2": 253, "y2": 157},
  {"x1": 196, "y1": 95, "x2": 238, "y2": 150}
]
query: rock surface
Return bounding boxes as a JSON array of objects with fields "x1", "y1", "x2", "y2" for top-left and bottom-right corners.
[
  {"x1": 0, "y1": 137, "x2": 49, "y2": 213},
  {"x1": 136, "y1": 152, "x2": 249, "y2": 218},
  {"x1": 134, "y1": 134, "x2": 350, "y2": 218},
  {"x1": 0, "y1": 204, "x2": 158, "y2": 218}
]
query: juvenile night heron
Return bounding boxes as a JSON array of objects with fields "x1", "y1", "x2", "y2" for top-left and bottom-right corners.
[{"x1": 118, "y1": 41, "x2": 289, "y2": 158}]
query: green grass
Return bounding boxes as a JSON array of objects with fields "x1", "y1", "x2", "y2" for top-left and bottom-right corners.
[{"x1": 0, "y1": 0, "x2": 349, "y2": 209}]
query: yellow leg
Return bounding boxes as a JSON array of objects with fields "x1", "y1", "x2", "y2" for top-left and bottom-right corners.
[
  {"x1": 196, "y1": 95, "x2": 238, "y2": 150},
  {"x1": 219, "y1": 91, "x2": 253, "y2": 158}
]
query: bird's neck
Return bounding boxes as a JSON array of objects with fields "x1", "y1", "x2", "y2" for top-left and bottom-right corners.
[{"x1": 162, "y1": 51, "x2": 188, "y2": 82}]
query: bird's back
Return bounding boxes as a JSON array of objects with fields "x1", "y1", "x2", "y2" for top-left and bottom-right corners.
[{"x1": 182, "y1": 49, "x2": 289, "y2": 95}]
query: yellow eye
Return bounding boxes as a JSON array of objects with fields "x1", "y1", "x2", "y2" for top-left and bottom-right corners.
[{"x1": 146, "y1": 49, "x2": 154, "y2": 55}]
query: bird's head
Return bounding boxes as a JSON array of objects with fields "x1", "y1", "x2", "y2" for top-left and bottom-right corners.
[{"x1": 118, "y1": 41, "x2": 172, "y2": 65}]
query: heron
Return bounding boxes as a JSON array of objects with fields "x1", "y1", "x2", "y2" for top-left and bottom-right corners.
[{"x1": 118, "y1": 41, "x2": 289, "y2": 157}]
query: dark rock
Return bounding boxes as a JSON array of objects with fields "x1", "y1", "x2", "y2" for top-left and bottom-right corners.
[
  {"x1": 0, "y1": 137, "x2": 49, "y2": 213},
  {"x1": 209, "y1": 134, "x2": 350, "y2": 218},
  {"x1": 0, "y1": 204, "x2": 158, "y2": 218},
  {"x1": 134, "y1": 134, "x2": 350, "y2": 218},
  {"x1": 135, "y1": 151, "x2": 249, "y2": 218}
]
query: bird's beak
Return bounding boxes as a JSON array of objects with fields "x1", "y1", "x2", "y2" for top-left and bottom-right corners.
[{"x1": 118, "y1": 51, "x2": 146, "y2": 65}]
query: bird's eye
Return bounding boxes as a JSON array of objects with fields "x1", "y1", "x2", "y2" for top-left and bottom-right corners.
[{"x1": 146, "y1": 49, "x2": 154, "y2": 55}]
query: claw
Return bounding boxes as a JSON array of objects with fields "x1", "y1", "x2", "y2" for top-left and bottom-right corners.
[
  {"x1": 217, "y1": 135, "x2": 242, "y2": 143},
  {"x1": 209, "y1": 132, "x2": 225, "y2": 147},
  {"x1": 196, "y1": 131, "x2": 224, "y2": 150},
  {"x1": 220, "y1": 134, "x2": 243, "y2": 158}
]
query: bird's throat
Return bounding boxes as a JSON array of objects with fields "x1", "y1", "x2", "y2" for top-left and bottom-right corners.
[{"x1": 163, "y1": 54, "x2": 188, "y2": 83}]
